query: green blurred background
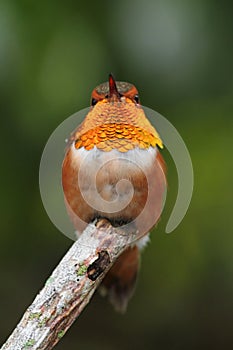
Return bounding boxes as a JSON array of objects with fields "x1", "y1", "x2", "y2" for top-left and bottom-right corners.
[{"x1": 0, "y1": 0, "x2": 232, "y2": 349}]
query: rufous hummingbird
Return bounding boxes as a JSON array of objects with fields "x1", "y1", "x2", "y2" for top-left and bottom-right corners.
[{"x1": 62, "y1": 74, "x2": 167, "y2": 312}]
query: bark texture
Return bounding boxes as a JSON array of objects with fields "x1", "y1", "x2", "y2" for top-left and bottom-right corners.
[{"x1": 1, "y1": 219, "x2": 136, "y2": 350}]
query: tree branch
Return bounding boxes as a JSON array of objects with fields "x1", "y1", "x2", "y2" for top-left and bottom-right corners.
[{"x1": 1, "y1": 219, "x2": 137, "y2": 350}]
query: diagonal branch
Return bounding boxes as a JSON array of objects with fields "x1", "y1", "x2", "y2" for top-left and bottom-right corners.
[{"x1": 0, "y1": 219, "x2": 137, "y2": 350}]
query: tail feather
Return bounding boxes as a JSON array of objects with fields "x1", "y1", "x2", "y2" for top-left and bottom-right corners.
[{"x1": 99, "y1": 245, "x2": 140, "y2": 313}]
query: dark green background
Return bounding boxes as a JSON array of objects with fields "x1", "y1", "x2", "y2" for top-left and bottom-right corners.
[{"x1": 0, "y1": 1, "x2": 232, "y2": 349}]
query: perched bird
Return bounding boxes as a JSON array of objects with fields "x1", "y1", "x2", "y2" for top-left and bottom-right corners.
[{"x1": 62, "y1": 74, "x2": 166, "y2": 312}]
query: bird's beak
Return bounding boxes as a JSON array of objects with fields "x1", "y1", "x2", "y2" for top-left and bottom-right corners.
[{"x1": 108, "y1": 73, "x2": 121, "y2": 101}]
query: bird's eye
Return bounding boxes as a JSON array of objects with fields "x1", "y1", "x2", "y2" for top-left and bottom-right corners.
[
  {"x1": 91, "y1": 98, "x2": 98, "y2": 106},
  {"x1": 134, "y1": 94, "x2": 140, "y2": 104}
]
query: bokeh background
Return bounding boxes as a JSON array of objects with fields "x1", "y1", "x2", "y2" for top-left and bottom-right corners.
[{"x1": 0, "y1": 1, "x2": 232, "y2": 349}]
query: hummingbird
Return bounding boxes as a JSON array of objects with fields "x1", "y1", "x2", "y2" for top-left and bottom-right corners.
[{"x1": 62, "y1": 74, "x2": 167, "y2": 312}]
